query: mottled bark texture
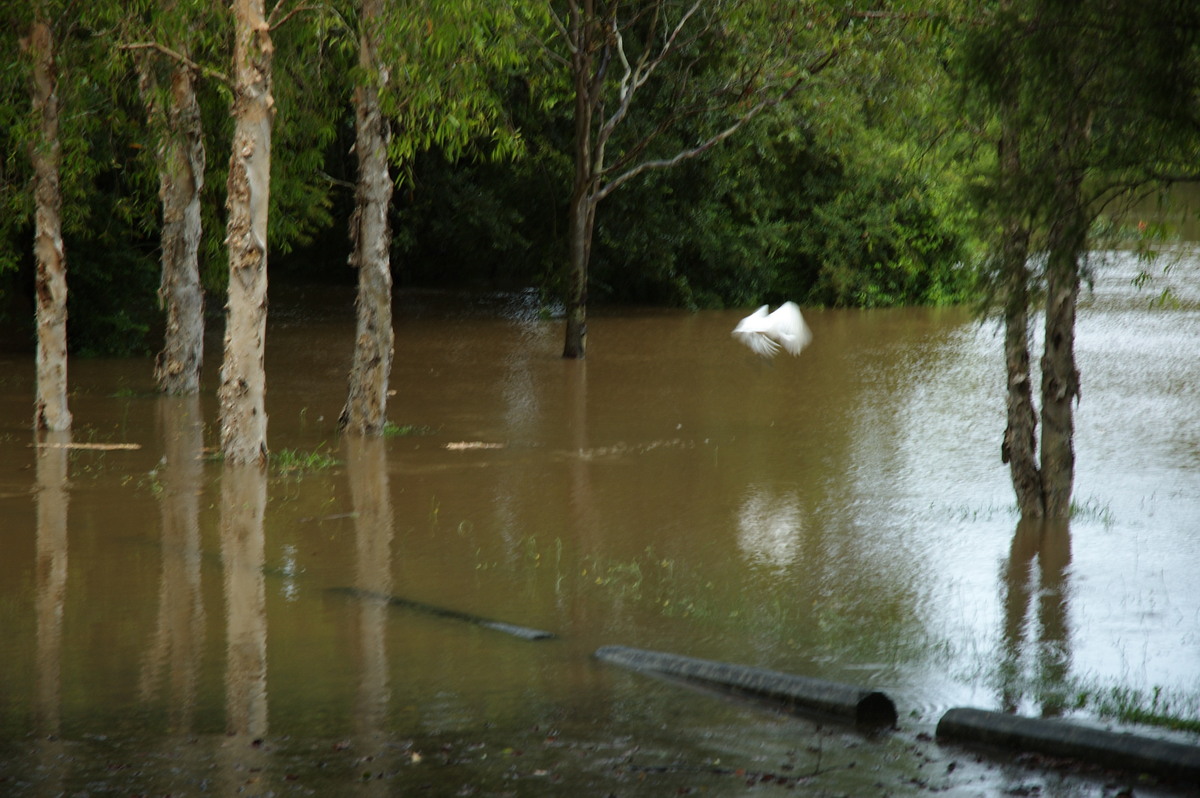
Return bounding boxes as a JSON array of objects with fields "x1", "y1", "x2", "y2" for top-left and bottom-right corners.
[
  {"x1": 1039, "y1": 191, "x2": 1084, "y2": 520},
  {"x1": 218, "y1": 0, "x2": 273, "y2": 464},
  {"x1": 997, "y1": 110, "x2": 1043, "y2": 519},
  {"x1": 138, "y1": 55, "x2": 207, "y2": 395},
  {"x1": 340, "y1": 0, "x2": 395, "y2": 435},
  {"x1": 28, "y1": 20, "x2": 71, "y2": 431}
]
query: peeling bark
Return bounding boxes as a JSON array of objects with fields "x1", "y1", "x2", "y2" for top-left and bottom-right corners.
[
  {"x1": 141, "y1": 55, "x2": 207, "y2": 395},
  {"x1": 340, "y1": 0, "x2": 394, "y2": 435},
  {"x1": 1039, "y1": 209, "x2": 1083, "y2": 520},
  {"x1": 218, "y1": 0, "x2": 274, "y2": 464},
  {"x1": 997, "y1": 107, "x2": 1043, "y2": 519},
  {"x1": 28, "y1": 19, "x2": 71, "y2": 432}
]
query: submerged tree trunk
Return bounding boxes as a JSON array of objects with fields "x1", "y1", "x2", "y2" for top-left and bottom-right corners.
[
  {"x1": 1039, "y1": 184, "x2": 1084, "y2": 519},
  {"x1": 151, "y1": 61, "x2": 207, "y2": 395},
  {"x1": 28, "y1": 18, "x2": 71, "y2": 432},
  {"x1": 218, "y1": 0, "x2": 274, "y2": 464},
  {"x1": 563, "y1": 2, "x2": 598, "y2": 360},
  {"x1": 563, "y1": 190, "x2": 596, "y2": 359},
  {"x1": 997, "y1": 98, "x2": 1043, "y2": 519},
  {"x1": 340, "y1": 0, "x2": 394, "y2": 435}
]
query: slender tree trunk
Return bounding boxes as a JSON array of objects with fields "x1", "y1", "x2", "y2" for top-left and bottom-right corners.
[
  {"x1": 1039, "y1": 186, "x2": 1083, "y2": 519},
  {"x1": 563, "y1": 2, "x2": 597, "y2": 360},
  {"x1": 563, "y1": 190, "x2": 595, "y2": 359},
  {"x1": 997, "y1": 121, "x2": 1043, "y2": 518},
  {"x1": 28, "y1": 19, "x2": 71, "y2": 432},
  {"x1": 340, "y1": 0, "x2": 394, "y2": 435},
  {"x1": 152, "y1": 61, "x2": 207, "y2": 395},
  {"x1": 218, "y1": 0, "x2": 273, "y2": 464}
]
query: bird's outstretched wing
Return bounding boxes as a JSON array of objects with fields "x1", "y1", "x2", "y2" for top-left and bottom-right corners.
[
  {"x1": 766, "y1": 302, "x2": 812, "y2": 356},
  {"x1": 732, "y1": 302, "x2": 811, "y2": 358}
]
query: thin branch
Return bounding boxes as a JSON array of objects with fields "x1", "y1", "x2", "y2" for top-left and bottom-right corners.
[
  {"x1": 596, "y1": 42, "x2": 844, "y2": 202},
  {"x1": 268, "y1": 2, "x2": 317, "y2": 31},
  {"x1": 119, "y1": 41, "x2": 232, "y2": 87}
]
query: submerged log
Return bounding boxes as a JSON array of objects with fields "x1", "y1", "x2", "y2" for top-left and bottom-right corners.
[
  {"x1": 329, "y1": 586, "x2": 555, "y2": 641},
  {"x1": 936, "y1": 707, "x2": 1200, "y2": 783},
  {"x1": 594, "y1": 645, "x2": 897, "y2": 728}
]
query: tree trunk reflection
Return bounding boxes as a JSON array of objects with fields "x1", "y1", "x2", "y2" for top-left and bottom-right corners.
[
  {"x1": 1000, "y1": 519, "x2": 1072, "y2": 717},
  {"x1": 140, "y1": 396, "x2": 206, "y2": 732}
]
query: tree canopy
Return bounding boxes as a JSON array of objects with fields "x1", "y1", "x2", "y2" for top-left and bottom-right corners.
[{"x1": 0, "y1": 0, "x2": 1195, "y2": 357}]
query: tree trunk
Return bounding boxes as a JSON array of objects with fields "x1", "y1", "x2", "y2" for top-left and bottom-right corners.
[
  {"x1": 997, "y1": 111, "x2": 1043, "y2": 519},
  {"x1": 340, "y1": 0, "x2": 394, "y2": 435},
  {"x1": 28, "y1": 19, "x2": 71, "y2": 432},
  {"x1": 1039, "y1": 193, "x2": 1083, "y2": 519},
  {"x1": 153, "y1": 62, "x2": 207, "y2": 395},
  {"x1": 563, "y1": 3, "x2": 597, "y2": 360},
  {"x1": 563, "y1": 190, "x2": 595, "y2": 359},
  {"x1": 218, "y1": 0, "x2": 274, "y2": 465}
]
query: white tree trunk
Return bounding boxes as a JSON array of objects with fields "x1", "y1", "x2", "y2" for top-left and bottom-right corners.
[
  {"x1": 29, "y1": 19, "x2": 71, "y2": 431},
  {"x1": 153, "y1": 62, "x2": 207, "y2": 395},
  {"x1": 340, "y1": 0, "x2": 395, "y2": 435},
  {"x1": 218, "y1": 0, "x2": 273, "y2": 464}
]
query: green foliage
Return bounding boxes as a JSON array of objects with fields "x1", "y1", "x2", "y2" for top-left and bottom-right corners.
[
  {"x1": 382, "y1": 421, "x2": 436, "y2": 437},
  {"x1": 272, "y1": 445, "x2": 342, "y2": 476}
]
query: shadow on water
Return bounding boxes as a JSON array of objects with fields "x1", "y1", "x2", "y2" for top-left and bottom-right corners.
[{"x1": 1, "y1": 269, "x2": 1199, "y2": 795}]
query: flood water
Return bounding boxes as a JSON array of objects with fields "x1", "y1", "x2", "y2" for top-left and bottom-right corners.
[{"x1": 1, "y1": 251, "x2": 1198, "y2": 796}]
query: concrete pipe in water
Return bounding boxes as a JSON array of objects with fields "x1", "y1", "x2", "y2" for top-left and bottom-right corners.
[
  {"x1": 595, "y1": 645, "x2": 897, "y2": 728},
  {"x1": 937, "y1": 707, "x2": 1200, "y2": 783}
]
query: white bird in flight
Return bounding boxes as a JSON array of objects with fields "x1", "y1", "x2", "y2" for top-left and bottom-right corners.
[{"x1": 732, "y1": 302, "x2": 812, "y2": 358}]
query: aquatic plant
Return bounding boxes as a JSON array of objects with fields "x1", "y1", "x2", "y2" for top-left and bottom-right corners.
[
  {"x1": 272, "y1": 445, "x2": 341, "y2": 476},
  {"x1": 383, "y1": 421, "x2": 437, "y2": 437}
]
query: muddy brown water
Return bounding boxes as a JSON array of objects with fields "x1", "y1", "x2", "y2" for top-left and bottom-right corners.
[{"x1": 1, "y1": 252, "x2": 1198, "y2": 795}]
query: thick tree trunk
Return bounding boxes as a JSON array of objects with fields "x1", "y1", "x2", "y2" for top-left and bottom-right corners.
[
  {"x1": 340, "y1": 0, "x2": 394, "y2": 435},
  {"x1": 218, "y1": 0, "x2": 273, "y2": 465},
  {"x1": 1039, "y1": 206, "x2": 1082, "y2": 519},
  {"x1": 1002, "y1": 235, "x2": 1043, "y2": 518},
  {"x1": 153, "y1": 63, "x2": 207, "y2": 395},
  {"x1": 28, "y1": 20, "x2": 71, "y2": 432}
]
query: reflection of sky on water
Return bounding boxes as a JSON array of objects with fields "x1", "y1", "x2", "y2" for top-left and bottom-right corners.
[
  {"x1": 736, "y1": 487, "x2": 805, "y2": 570},
  {"x1": 838, "y1": 251, "x2": 1200, "y2": 711}
]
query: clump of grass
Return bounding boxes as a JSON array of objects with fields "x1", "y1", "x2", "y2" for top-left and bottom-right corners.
[
  {"x1": 1081, "y1": 684, "x2": 1200, "y2": 734},
  {"x1": 272, "y1": 445, "x2": 340, "y2": 476},
  {"x1": 1069, "y1": 496, "x2": 1114, "y2": 526},
  {"x1": 383, "y1": 421, "x2": 437, "y2": 437}
]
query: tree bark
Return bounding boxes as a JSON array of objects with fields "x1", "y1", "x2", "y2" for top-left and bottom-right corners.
[
  {"x1": 1039, "y1": 189, "x2": 1083, "y2": 519},
  {"x1": 28, "y1": 19, "x2": 71, "y2": 432},
  {"x1": 218, "y1": 0, "x2": 274, "y2": 464},
  {"x1": 151, "y1": 60, "x2": 207, "y2": 395},
  {"x1": 997, "y1": 104, "x2": 1043, "y2": 519},
  {"x1": 340, "y1": 0, "x2": 395, "y2": 434}
]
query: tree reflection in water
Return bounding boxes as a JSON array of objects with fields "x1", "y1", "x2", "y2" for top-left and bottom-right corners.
[
  {"x1": 219, "y1": 460, "x2": 269, "y2": 787},
  {"x1": 345, "y1": 434, "x2": 395, "y2": 785},
  {"x1": 35, "y1": 429, "x2": 70, "y2": 794},
  {"x1": 140, "y1": 397, "x2": 206, "y2": 733},
  {"x1": 1000, "y1": 518, "x2": 1073, "y2": 717}
]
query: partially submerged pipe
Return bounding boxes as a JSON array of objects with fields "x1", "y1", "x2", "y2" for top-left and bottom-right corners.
[
  {"x1": 330, "y1": 586, "x2": 556, "y2": 641},
  {"x1": 937, "y1": 707, "x2": 1200, "y2": 783},
  {"x1": 594, "y1": 645, "x2": 897, "y2": 728}
]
